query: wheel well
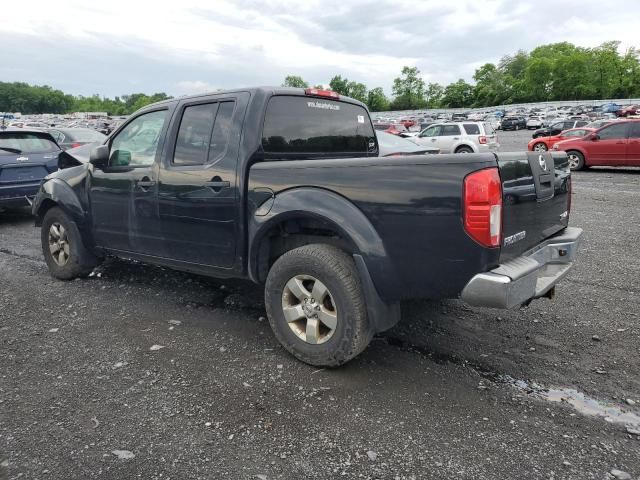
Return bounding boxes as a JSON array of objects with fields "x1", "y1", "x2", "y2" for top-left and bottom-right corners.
[
  {"x1": 455, "y1": 144, "x2": 473, "y2": 153},
  {"x1": 34, "y1": 199, "x2": 57, "y2": 226},
  {"x1": 254, "y1": 216, "x2": 356, "y2": 283}
]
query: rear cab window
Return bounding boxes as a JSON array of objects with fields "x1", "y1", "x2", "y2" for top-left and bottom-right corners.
[{"x1": 261, "y1": 96, "x2": 377, "y2": 158}]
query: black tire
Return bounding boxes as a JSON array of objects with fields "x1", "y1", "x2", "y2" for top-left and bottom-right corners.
[
  {"x1": 566, "y1": 150, "x2": 585, "y2": 171},
  {"x1": 264, "y1": 244, "x2": 373, "y2": 367},
  {"x1": 41, "y1": 207, "x2": 98, "y2": 280},
  {"x1": 455, "y1": 146, "x2": 473, "y2": 153}
]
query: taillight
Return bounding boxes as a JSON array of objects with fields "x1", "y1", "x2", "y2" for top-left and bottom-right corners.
[
  {"x1": 71, "y1": 142, "x2": 82, "y2": 148},
  {"x1": 478, "y1": 136, "x2": 488, "y2": 144},
  {"x1": 463, "y1": 167, "x2": 502, "y2": 248},
  {"x1": 304, "y1": 88, "x2": 340, "y2": 99}
]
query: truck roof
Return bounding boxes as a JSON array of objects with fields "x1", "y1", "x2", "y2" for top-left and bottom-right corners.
[{"x1": 144, "y1": 86, "x2": 368, "y2": 111}]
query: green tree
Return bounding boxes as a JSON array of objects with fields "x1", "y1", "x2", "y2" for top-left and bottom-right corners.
[
  {"x1": 282, "y1": 75, "x2": 308, "y2": 88},
  {"x1": 366, "y1": 87, "x2": 389, "y2": 112},
  {"x1": 391, "y1": 66, "x2": 426, "y2": 110},
  {"x1": 328, "y1": 75, "x2": 350, "y2": 95},
  {"x1": 424, "y1": 82, "x2": 444, "y2": 108},
  {"x1": 441, "y1": 79, "x2": 475, "y2": 108}
]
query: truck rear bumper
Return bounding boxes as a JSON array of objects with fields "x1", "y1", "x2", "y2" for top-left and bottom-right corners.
[{"x1": 460, "y1": 227, "x2": 582, "y2": 309}]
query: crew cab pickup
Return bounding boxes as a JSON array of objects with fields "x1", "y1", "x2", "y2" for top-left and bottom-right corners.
[{"x1": 32, "y1": 87, "x2": 582, "y2": 366}]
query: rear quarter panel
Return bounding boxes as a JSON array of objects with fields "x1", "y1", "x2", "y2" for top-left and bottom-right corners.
[{"x1": 248, "y1": 154, "x2": 500, "y2": 302}]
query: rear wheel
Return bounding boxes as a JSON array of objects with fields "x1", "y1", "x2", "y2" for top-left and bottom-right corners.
[
  {"x1": 264, "y1": 244, "x2": 373, "y2": 367},
  {"x1": 533, "y1": 142, "x2": 548, "y2": 152},
  {"x1": 41, "y1": 207, "x2": 97, "y2": 280},
  {"x1": 567, "y1": 150, "x2": 585, "y2": 171},
  {"x1": 455, "y1": 146, "x2": 473, "y2": 153}
]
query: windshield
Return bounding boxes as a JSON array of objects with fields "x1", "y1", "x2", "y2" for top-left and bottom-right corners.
[
  {"x1": 262, "y1": 96, "x2": 376, "y2": 156},
  {"x1": 0, "y1": 133, "x2": 59, "y2": 155}
]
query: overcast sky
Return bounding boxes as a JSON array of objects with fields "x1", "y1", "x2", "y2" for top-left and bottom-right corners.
[{"x1": 2, "y1": 0, "x2": 639, "y2": 98}]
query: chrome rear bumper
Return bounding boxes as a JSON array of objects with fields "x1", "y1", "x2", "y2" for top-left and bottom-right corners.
[{"x1": 461, "y1": 227, "x2": 583, "y2": 309}]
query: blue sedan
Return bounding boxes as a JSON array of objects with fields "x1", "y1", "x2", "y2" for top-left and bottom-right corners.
[{"x1": 0, "y1": 130, "x2": 61, "y2": 209}]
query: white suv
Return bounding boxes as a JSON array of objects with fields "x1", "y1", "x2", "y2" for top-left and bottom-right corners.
[{"x1": 410, "y1": 122, "x2": 499, "y2": 154}]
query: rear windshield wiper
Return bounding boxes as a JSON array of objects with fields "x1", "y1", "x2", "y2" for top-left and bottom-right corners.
[{"x1": 0, "y1": 147, "x2": 22, "y2": 154}]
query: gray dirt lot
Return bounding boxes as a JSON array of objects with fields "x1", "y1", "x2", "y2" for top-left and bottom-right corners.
[{"x1": 1, "y1": 130, "x2": 639, "y2": 479}]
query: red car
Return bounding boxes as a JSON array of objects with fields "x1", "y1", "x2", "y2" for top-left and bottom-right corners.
[
  {"x1": 553, "y1": 119, "x2": 640, "y2": 170},
  {"x1": 400, "y1": 119, "x2": 416, "y2": 128},
  {"x1": 528, "y1": 127, "x2": 595, "y2": 152},
  {"x1": 616, "y1": 105, "x2": 639, "y2": 117}
]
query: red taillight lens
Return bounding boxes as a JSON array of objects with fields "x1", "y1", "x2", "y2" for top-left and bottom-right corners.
[
  {"x1": 478, "y1": 136, "x2": 488, "y2": 144},
  {"x1": 304, "y1": 88, "x2": 340, "y2": 99},
  {"x1": 463, "y1": 167, "x2": 503, "y2": 248},
  {"x1": 71, "y1": 142, "x2": 82, "y2": 148}
]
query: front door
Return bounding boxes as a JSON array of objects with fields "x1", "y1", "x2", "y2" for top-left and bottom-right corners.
[
  {"x1": 414, "y1": 124, "x2": 443, "y2": 150},
  {"x1": 90, "y1": 109, "x2": 169, "y2": 253},
  {"x1": 156, "y1": 95, "x2": 243, "y2": 268},
  {"x1": 588, "y1": 122, "x2": 628, "y2": 166}
]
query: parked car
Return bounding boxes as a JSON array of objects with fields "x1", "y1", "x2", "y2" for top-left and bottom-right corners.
[
  {"x1": 501, "y1": 116, "x2": 527, "y2": 131},
  {"x1": 31, "y1": 86, "x2": 581, "y2": 367},
  {"x1": 46, "y1": 128, "x2": 107, "y2": 150},
  {"x1": 411, "y1": 122, "x2": 499, "y2": 153},
  {"x1": 528, "y1": 128, "x2": 595, "y2": 152},
  {"x1": 376, "y1": 131, "x2": 439, "y2": 156},
  {"x1": 532, "y1": 120, "x2": 590, "y2": 139},
  {"x1": 526, "y1": 117, "x2": 544, "y2": 129},
  {"x1": 0, "y1": 130, "x2": 61, "y2": 208},
  {"x1": 553, "y1": 119, "x2": 640, "y2": 170},
  {"x1": 617, "y1": 105, "x2": 639, "y2": 117},
  {"x1": 8, "y1": 121, "x2": 49, "y2": 129}
]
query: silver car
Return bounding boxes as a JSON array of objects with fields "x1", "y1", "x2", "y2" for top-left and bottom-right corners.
[{"x1": 410, "y1": 122, "x2": 499, "y2": 154}]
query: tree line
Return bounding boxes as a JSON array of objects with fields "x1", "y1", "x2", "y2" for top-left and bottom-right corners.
[
  {"x1": 2, "y1": 41, "x2": 639, "y2": 115},
  {"x1": 0, "y1": 82, "x2": 171, "y2": 115},
  {"x1": 284, "y1": 41, "x2": 640, "y2": 111}
]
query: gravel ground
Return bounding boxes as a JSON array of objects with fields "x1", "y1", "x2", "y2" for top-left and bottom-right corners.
[{"x1": 1, "y1": 130, "x2": 639, "y2": 479}]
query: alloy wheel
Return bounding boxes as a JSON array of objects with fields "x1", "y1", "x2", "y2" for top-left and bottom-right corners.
[
  {"x1": 48, "y1": 222, "x2": 70, "y2": 266},
  {"x1": 281, "y1": 274, "x2": 338, "y2": 345}
]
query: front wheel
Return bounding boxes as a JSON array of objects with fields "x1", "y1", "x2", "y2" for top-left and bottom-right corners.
[
  {"x1": 567, "y1": 150, "x2": 585, "y2": 171},
  {"x1": 41, "y1": 207, "x2": 98, "y2": 280},
  {"x1": 265, "y1": 244, "x2": 373, "y2": 367},
  {"x1": 533, "y1": 142, "x2": 548, "y2": 152}
]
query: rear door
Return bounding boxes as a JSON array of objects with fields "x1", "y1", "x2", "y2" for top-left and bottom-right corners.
[
  {"x1": 156, "y1": 93, "x2": 247, "y2": 267},
  {"x1": 587, "y1": 122, "x2": 628, "y2": 166},
  {"x1": 498, "y1": 151, "x2": 571, "y2": 262},
  {"x1": 627, "y1": 122, "x2": 640, "y2": 166}
]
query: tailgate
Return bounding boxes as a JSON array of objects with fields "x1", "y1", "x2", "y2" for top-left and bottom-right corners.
[{"x1": 497, "y1": 152, "x2": 571, "y2": 262}]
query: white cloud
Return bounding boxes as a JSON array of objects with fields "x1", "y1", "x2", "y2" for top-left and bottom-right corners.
[
  {"x1": 175, "y1": 81, "x2": 221, "y2": 95},
  {"x1": 1, "y1": 0, "x2": 639, "y2": 96}
]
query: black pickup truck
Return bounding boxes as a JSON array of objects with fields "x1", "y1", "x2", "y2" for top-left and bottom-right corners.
[{"x1": 32, "y1": 87, "x2": 582, "y2": 366}]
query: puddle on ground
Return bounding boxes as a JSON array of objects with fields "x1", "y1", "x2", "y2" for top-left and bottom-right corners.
[{"x1": 490, "y1": 374, "x2": 640, "y2": 428}]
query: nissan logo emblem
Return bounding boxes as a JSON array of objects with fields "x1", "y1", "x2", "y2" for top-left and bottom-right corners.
[{"x1": 538, "y1": 154, "x2": 548, "y2": 172}]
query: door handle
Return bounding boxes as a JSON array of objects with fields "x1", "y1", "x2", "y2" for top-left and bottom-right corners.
[
  {"x1": 204, "y1": 176, "x2": 230, "y2": 192},
  {"x1": 136, "y1": 177, "x2": 156, "y2": 190}
]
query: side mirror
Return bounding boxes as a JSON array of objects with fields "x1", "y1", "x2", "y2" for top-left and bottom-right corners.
[
  {"x1": 89, "y1": 145, "x2": 109, "y2": 168},
  {"x1": 589, "y1": 133, "x2": 600, "y2": 141}
]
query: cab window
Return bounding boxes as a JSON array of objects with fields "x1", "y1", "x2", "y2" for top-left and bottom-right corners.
[{"x1": 110, "y1": 110, "x2": 167, "y2": 167}]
